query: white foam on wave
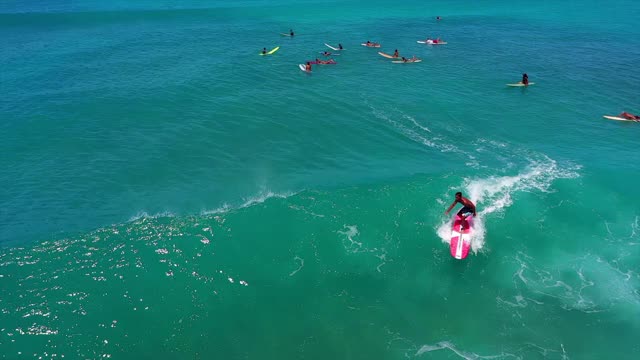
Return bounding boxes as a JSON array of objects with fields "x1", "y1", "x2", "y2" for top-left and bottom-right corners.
[
  {"x1": 338, "y1": 225, "x2": 362, "y2": 252},
  {"x1": 128, "y1": 211, "x2": 176, "y2": 222},
  {"x1": 336, "y1": 225, "x2": 391, "y2": 272},
  {"x1": 201, "y1": 189, "x2": 296, "y2": 215},
  {"x1": 510, "y1": 250, "x2": 640, "y2": 315},
  {"x1": 240, "y1": 189, "x2": 294, "y2": 209},
  {"x1": 629, "y1": 216, "x2": 639, "y2": 239},
  {"x1": 415, "y1": 340, "x2": 517, "y2": 359},
  {"x1": 201, "y1": 203, "x2": 231, "y2": 215},
  {"x1": 289, "y1": 256, "x2": 304, "y2": 277},
  {"x1": 437, "y1": 156, "x2": 580, "y2": 254}
]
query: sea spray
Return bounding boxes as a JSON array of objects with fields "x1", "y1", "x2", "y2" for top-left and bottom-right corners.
[{"x1": 437, "y1": 156, "x2": 580, "y2": 253}]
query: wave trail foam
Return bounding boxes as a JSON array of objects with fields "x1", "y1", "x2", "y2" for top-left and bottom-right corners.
[
  {"x1": 365, "y1": 100, "x2": 460, "y2": 154},
  {"x1": 437, "y1": 156, "x2": 580, "y2": 253},
  {"x1": 467, "y1": 156, "x2": 579, "y2": 216},
  {"x1": 416, "y1": 341, "x2": 517, "y2": 359}
]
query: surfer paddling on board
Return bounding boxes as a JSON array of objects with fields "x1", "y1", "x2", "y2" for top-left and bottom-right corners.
[
  {"x1": 522, "y1": 73, "x2": 529, "y2": 86},
  {"x1": 400, "y1": 56, "x2": 419, "y2": 63},
  {"x1": 445, "y1": 192, "x2": 477, "y2": 225},
  {"x1": 619, "y1": 111, "x2": 640, "y2": 120}
]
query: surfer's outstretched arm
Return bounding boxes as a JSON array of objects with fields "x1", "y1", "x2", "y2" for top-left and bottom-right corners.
[{"x1": 444, "y1": 201, "x2": 458, "y2": 214}]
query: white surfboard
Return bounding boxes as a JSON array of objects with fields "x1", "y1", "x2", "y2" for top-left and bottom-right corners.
[
  {"x1": 417, "y1": 41, "x2": 448, "y2": 45},
  {"x1": 325, "y1": 43, "x2": 343, "y2": 51},
  {"x1": 298, "y1": 64, "x2": 310, "y2": 72},
  {"x1": 603, "y1": 115, "x2": 639, "y2": 122},
  {"x1": 506, "y1": 82, "x2": 535, "y2": 87},
  {"x1": 392, "y1": 59, "x2": 422, "y2": 63}
]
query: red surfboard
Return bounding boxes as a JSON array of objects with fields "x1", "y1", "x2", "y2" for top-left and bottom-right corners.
[{"x1": 450, "y1": 214, "x2": 473, "y2": 259}]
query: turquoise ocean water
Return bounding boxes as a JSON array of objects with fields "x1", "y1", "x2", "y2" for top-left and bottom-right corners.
[{"x1": 2, "y1": 0, "x2": 640, "y2": 358}]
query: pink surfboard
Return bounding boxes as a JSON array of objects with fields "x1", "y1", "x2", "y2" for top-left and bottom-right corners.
[{"x1": 450, "y1": 214, "x2": 473, "y2": 259}]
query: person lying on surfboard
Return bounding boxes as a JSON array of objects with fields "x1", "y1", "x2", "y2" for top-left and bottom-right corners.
[
  {"x1": 619, "y1": 111, "x2": 640, "y2": 120},
  {"x1": 322, "y1": 51, "x2": 332, "y2": 56},
  {"x1": 445, "y1": 192, "x2": 477, "y2": 218},
  {"x1": 400, "y1": 56, "x2": 419, "y2": 63},
  {"x1": 314, "y1": 58, "x2": 336, "y2": 65}
]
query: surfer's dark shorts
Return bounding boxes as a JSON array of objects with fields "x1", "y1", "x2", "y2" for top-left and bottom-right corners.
[{"x1": 457, "y1": 206, "x2": 473, "y2": 217}]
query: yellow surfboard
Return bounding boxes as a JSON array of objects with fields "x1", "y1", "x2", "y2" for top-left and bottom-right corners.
[{"x1": 259, "y1": 46, "x2": 280, "y2": 56}]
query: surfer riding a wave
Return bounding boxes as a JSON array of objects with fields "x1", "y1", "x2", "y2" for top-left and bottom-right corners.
[{"x1": 445, "y1": 192, "x2": 477, "y2": 219}]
